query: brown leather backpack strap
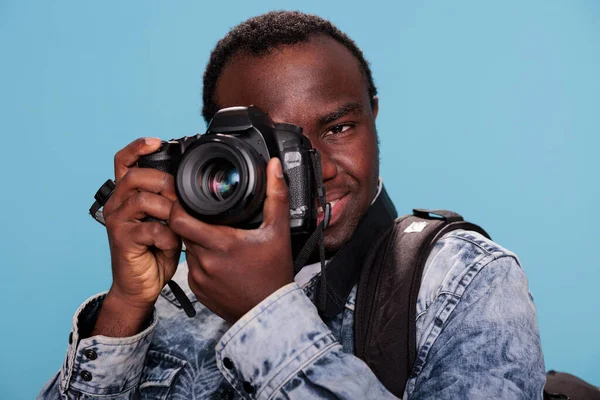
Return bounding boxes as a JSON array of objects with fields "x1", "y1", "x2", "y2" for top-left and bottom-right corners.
[{"x1": 355, "y1": 209, "x2": 490, "y2": 397}]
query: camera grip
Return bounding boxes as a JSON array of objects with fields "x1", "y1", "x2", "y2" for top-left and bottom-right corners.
[
  {"x1": 284, "y1": 164, "x2": 310, "y2": 221},
  {"x1": 137, "y1": 142, "x2": 180, "y2": 223},
  {"x1": 137, "y1": 144, "x2": 179, "y2": 175}
]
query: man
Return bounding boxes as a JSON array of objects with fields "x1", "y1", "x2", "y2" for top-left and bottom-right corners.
[{"x1": 40, "y1": 11, "x2": 545, "y2": 399}]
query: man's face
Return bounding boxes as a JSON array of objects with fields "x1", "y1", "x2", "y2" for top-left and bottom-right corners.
[{"x1": 214, "y1": 35, "x2": 380, "y2": 251}]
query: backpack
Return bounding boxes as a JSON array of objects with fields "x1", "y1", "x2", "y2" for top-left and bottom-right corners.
[{"x1": 354, "y1": 208, "x2": 600, "y2": 399}]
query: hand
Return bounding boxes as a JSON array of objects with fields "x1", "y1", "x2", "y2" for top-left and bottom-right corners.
[
  {"x1": 169, "y1": 158, "x2": 294, "y2": 323},
  {"x1": 92, "y1": 138, "x2": 182, "y2": 337}
]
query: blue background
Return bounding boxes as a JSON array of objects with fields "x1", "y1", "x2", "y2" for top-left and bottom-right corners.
[{"x1": 1, "y1": 1, "x2": 598, "y2": 397}]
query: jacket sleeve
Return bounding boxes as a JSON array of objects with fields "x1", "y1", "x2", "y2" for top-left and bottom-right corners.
[
  {"x1": 37, "y1": 293, "x2": 157, "y2": 399},
  {"x1": 405, "y1": 255, "x2": 546, "y2": 399},
  {"x1": 216, "y1": 257, "x2": 545, "y2": 400},
  {"x1": 215, "y1": 282, "x2": 400, "y2": 399}
]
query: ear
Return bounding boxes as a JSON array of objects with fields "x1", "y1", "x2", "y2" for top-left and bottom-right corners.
[{"x1": 371, "y1": 96, "x2": 379, "y2": 120}]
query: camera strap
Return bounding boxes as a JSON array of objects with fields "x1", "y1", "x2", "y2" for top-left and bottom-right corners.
[{"x1": 293, "y1": 149, "x2": 332, "y2": 312}]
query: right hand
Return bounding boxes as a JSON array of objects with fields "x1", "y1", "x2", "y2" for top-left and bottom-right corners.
[{"x1": 100, "y1": 137, "x2": 181, "y2": 318}]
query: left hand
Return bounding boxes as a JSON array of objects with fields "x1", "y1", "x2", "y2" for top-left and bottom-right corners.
[{"x1": 168, "y1": 158, "x2": 294, "y2": 322}]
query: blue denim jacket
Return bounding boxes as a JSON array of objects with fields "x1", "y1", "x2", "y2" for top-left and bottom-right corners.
[{"x1": 39, "y1": 229, "x2": 546, "y2": 399}]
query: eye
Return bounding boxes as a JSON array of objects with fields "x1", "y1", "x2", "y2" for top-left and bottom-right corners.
[{"x1": 324, "y1": 124, "x2": 353, "y2": 137}]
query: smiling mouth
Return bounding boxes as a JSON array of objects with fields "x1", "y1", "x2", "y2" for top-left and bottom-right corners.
[
  {"x1": 317, "y1": 194, "x2": 348, "y2": 225},
  {"x1": 319, "y1": 198, "x2": 341, "y2": 212}
]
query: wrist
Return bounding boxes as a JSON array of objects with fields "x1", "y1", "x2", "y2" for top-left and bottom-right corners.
[
  {"x1": 90, "y1": 290, "x2": 155, "y2": 338},
  {"x1": 106, "y1": 285, "x2": 157, "y2": 316}
]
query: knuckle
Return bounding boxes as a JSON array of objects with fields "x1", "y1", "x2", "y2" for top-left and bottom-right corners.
[
  {"x1": 167, "y1": 214, "x2": 180, "y2": 232},
  {"x1": 124, "y1": 168, "x2": 139, "y2": 182},
  {"x1": 214, "y1": 241, "x2": 228, "y2": 253},
  {"x1": 167, "y1": 207, "x2": 184, "y2": 231},
  {"x1": 163, "y1": 232, "x2": 180, "y2": 250},
  {"x1": 276, "y1": 187, "x2": 289, "y2": 201},
  {"x1": 147, "y1": 222, "x2": 164, "y2": 238},
  {"x1": 133, "y1": 191, "x2": 149, "y2": 209},
  {"x1": 188, "y1": 262, "x2": 207, "y2": 286},
  {"x1": 109, "y1": 222, "x2": 126, "y2": 242},
  {"x1": 161, "y1": 173, "x2": 177, "y2": 199},
  {"x1": 114, "y1": 149, "x2": 124, "y2": 166},
  {"x1": 117, "y1": 170, "x2": 132, "y2": 188},
  {"x1": 199, "y1": 256, "x2": 217, "y2": 277},
  {"x1": 212, "y1": 234, "x2": 232, "y2": 253},
  {"x1": 120, "y1": 193, "x2": 136, "y2": 212},
  {"x1": 272, "y1": 181, "x2": 289, "y2": 200},
  {"x1": 162, "y1": 171, "x2": 174, "y2": 188}
]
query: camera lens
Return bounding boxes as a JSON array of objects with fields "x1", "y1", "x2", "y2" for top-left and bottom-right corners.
[
  {"x1": 176, "y1": 137, "x2": 267, "y2": 227},
  {"x1": 200, "y1": 159, "x2": 240, "y2": 201}
]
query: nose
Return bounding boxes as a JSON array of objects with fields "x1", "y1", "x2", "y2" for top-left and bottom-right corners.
[{"x1": 318, "y1": 149, "x2": 337, "y2": 182}]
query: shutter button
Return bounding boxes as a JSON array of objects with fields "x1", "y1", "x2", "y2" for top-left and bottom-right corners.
[
  {"x1": 80, "y1": 370, "x2": 93, "y2": 382},
  {"x1": 223, "y1": 357, "x2": 234, "y2": 369},
  {"x1": 84, "y1": 349, "x2": 97, "y2": 360},
  {"x1": 242, "y1": 381, "x2": 254, "y2": 393}
]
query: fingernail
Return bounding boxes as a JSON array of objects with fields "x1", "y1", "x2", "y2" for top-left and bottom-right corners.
[
  {"x1": 145, "y1": 137, "x2": 162, "y2": 146},
  {"x1": 274, "y1": 159, "x2": 284, "y2": 179}
]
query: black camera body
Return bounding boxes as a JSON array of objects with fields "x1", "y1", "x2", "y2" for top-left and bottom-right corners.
[{"x1": 138, "y1": 106, "x2": 316, "y2": 233}]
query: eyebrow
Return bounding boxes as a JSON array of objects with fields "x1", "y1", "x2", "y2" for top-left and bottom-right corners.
[{"x1": 318, "y1": 102, "x2": 363, "y2": 126}]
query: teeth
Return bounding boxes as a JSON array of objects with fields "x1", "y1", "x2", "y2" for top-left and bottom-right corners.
[{"x1": 319, "y1": 199, "x2": 340, "y2": 214}]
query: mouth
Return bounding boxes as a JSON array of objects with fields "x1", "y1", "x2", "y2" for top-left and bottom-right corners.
[{"x1": 317, "y1": 194, "x2": 349, "y2": 227}]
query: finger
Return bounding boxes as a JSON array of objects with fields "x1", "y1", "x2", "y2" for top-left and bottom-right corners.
[
  {"x1": 109, "y1": 221, "x2": 180, "y2": 254},
  {"x1": 128, "y1": 221, "x2": 181, "y2": 251},
  {"x1": 105, "y1": 168, "x2": 176, "y2": 215},
  {"x1": 260, "y1": 158, "x2": 290, "y2": 229},
  {"x1": 114, "y1": 137, "x2": 163, "y2": 182},
  {"x1": 110, "y1": 191, "x2": 174, "y2": 222},
  {"x1": 168, "y1": 201, "x2": 235, "y2": 250}
]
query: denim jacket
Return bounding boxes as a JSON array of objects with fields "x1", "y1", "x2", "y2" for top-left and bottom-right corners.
[{"x1": 39, "y1": 229, "x2": 546, "y2": 399}]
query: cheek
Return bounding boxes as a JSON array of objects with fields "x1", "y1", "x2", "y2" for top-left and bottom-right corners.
[{"x1": 339, "y1": 135, "x2": 378, "y2": 180}]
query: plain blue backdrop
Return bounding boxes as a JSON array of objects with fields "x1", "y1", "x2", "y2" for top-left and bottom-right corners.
[{"x1": 1, "y1": 1, "x2": 599, "y2": 398}]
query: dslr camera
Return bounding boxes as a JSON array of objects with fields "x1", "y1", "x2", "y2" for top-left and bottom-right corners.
[{"x1": 138, "y1": 106, "x2": 317, "y2": 233}]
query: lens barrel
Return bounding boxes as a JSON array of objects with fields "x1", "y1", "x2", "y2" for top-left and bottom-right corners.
[{"x1": 176, "y1": 136, "x2": 266, "y2": 226}]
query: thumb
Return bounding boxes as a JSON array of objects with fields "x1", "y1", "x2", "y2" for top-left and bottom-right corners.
[{"x1": 261, "y1": 158, "x2": 290, "y2": 229}]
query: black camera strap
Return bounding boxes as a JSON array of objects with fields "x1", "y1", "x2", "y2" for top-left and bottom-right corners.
[
  {"x1": 293, "y1": 149, "x2": 332, "y2": 312},
  {"x1": 293, "y1": 179, "x2": 399, "y2": 317}
]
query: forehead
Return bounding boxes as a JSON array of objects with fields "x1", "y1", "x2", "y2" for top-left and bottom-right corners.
[{"x1": 214, "y1": 36, "x2": 369, "y2": 123}]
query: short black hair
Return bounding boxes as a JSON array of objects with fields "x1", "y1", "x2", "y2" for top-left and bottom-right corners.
[{"x1": 202, "y1": 10, "x2": 377, "y2": 123}]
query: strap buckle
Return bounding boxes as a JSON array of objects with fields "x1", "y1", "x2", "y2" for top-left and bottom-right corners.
[
  {"x1": 322, "y1": 202, "x2": 332, "y2": 230},
  {"x1": 89, "y1": 179, "x2": 116, "y2": 226},
  {"x1": 412, "y1": 208, "x2": 463, "y2": 223}
]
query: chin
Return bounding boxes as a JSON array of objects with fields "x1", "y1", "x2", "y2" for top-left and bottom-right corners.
[
  {"x1": 323, "y1": 198, "x2": 371, "y2": 254},
  {"x1": 323, "y1": 221, "x2": 357, "y2": 255}
]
